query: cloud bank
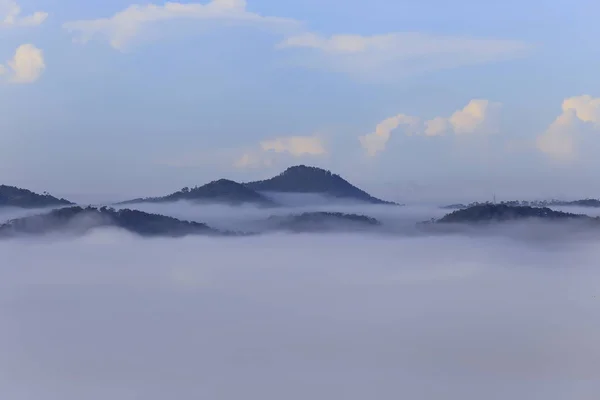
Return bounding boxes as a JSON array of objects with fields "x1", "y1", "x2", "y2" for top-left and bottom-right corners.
[
  {"x1": 360, "y1": 99, "x2": 502, "y2": 156},
  {"x1": 1, "y1": 225, "x2": 599, "y2": 400},
  {"x1": 61, "y1": 1, "x2": 528, "y2": 81}
]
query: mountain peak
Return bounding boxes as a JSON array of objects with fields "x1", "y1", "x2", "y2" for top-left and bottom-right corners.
[
  {"x1": 283, "y1": 165, "x2": 329, "y2": 173},
  {"x1": 279, "y1": 165, "x2": 335, "y2": 178},
  {"x1": 245, "y1": 165, "x2": 395, "y2": 205}
]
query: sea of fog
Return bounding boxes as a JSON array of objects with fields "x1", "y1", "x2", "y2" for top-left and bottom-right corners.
[{"x1": 1, "y1": 200, "x2": 600, "y2": 399}]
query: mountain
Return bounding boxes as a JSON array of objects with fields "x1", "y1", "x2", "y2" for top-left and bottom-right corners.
[
  {"x1": 440, "y1": 203, "x2": 467, "y2": 210},
  {"x1": 436, "y1": 204, "x2": 591, "y2": 224},
  {"x1": 120, "y1": 179, "x2": 276, "y2": 206},
  {"x1": 442, "y1": 199, "x2": 600, "y2": 210},
  {"x1": 0, "y1": 185, "x2": 73, "y2": 208},
  {"x1": 268, "y1": 211, "x2": 382, "y2": 233},
  {"x1": 548, "y1": 199, "x2": 600, "y2": 207},
  {"x1": 245, "y1": 165, "x2": 396, "y2": 205},
  {"x1": 0, "y1": 206, "x2": 231, "y2": 238}
]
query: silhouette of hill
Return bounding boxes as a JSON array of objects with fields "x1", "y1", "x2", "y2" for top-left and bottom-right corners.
[
  {"x1": 0, "y1": 185, "x2": 73, "y2": 208},
  {"x1": 0, "y1": 206, "x2": 231, "y2": 238},
  {"x1": 546, "y1": 199, "x2": 600, "y2": 207},
  {"x1": 436, "y1": 204, "x2": 591, "y2": 224},
  {"x1": 440, "y1": 203, "x2": 467, "y2": 210},
  {"x1": 268, "y1": 211, "x2": 382, "y2": 232},
  {"x1": 441, "y1": 199, "x2": 600, "y2": 210},
  {"x1": 120, "y1": 179, "x2": 276, "y2": 206},
  {"x1": 245, "y1": 165, "x2": 396, "y2": 205}
]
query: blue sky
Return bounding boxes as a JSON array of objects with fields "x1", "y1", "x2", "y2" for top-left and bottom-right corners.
[{"x1": 1, "y1": 0, "x2": 599, "y2": 203}]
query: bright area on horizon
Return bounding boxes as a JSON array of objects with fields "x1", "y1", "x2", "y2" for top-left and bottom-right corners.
[{"x1": 1, "y1": 0, "x2": 599, "y2": 203}]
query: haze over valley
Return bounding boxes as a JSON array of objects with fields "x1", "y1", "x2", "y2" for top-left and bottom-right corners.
[{"x1": 1, "y1": 165, "x2": 600, "y2": 399}]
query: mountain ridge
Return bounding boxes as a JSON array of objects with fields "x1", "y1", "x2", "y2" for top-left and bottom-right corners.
[
  {"x1": 442, "y1": 199, "x2": 600, "y2": 210},
  {"x1": 245, "y1": 165, "x2": 396, "y2": 205},
  {"x1": 0, "y1": 185, "x2": 73, "y2": 208},
  {"x1": 119, "y1": 179, "x2": 275, "y2": 207},
  {"x1": 435, "y1": 203, "x2": 593, "y2": 224},
  {"x1": 0, "y1": 206, "x2": 233, "y2": 238}
]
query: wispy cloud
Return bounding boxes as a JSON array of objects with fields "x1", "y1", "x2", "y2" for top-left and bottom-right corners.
[
  {"x1": 360, "y1": 99, "x2": 502, "y2": 156},
  {"x1": 0, "y1": 0, "x2": 47, "y2": 28},
  {"x1": 0, "y1": 44, "x2": 45, "y2": 84},
  {"x1": 63, "y1": 0, "x2": 299, "y2": 51},
  {"x1": 278, "y1": 32, "x2": 529, "y2": 80}
]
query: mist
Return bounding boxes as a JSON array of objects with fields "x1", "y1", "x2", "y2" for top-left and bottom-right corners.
[
  {"x1": 1, "y1": 200, "x2": 600, "y2": 400},
  {"x1": 112, "y1": 197, "x2": 447, "y2": 233}
]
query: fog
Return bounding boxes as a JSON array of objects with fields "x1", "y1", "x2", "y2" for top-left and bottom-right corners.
[
  {"x1": 112, "y1": 198, "x2": 448, "y2": 233},
  {"x1": 1, "y1": 202, "x2": 600, "y2": 399}
]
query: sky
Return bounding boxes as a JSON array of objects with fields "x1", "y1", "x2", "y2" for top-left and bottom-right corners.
[{"x1": 1, "y1": 0, "x2": 600, "y2": 203}]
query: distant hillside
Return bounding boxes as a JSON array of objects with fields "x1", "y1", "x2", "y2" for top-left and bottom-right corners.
[
  {"x1": 440, "y1": 203, "x2": 467, "y2": 210},
  {"x1": 442, "y1": 199, "x2": 600, "y2": 210},
  {"x1": 120, "y1": 179, "x2": 276, "y2": 206},
  {"x1": 0, "y1": 185, "x2": 72, "y2": 208},
  {"x1": 436, "y1": 204, "x2": 591, "y2": 224},
  {"x1": 268, "y1": 211, "x2": 382, "y2": 233},
  {"x1": 0, "y1": 206, "x2": 232, "y2": 238},
  {"x1": 542, "y1": 199, "x2": 600, "y2": 208},
  {"x1": 245, "y1": 165, "x2": 396, "y2": 205}
]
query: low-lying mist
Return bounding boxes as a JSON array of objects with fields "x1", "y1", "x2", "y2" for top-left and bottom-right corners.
[
  {"x1": 113, "y1": 198, "x2": 448, "y2": 232},
  {"x1": 1, "y1": 226, "x2": 599, "y2": 399}
]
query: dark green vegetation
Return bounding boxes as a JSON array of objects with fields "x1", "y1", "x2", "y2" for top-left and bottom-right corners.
[
  {"x1": 546, "y1": 199, "x2": 600, "y2": 207},
  {"x1": 0, "y1": 206, "x2": 227, "y2": 238},
  {"x1": 269, "y1": 211, "x2": 382, "y2": 232},
  {"x1": 0, "y1": 185, "x2": 72, "y2": 208},
  {"x1": 440, "y1": 203, "x2": 467, "y2": 210},
  {"x1": 120, "y1": 179, "x2": 275, "y2": 206},
  {"x1": 437, "y1": 203, "x2": 591, "y2": 224},
  {"x1": 118, "y1": 165, "x2": 396, "y2": 206},
  {"x1": 245, "y1": 165, "x2": 396, "y2": 205},
  {"x1": 0, "y1": 207, "x2": 383, "y2": 238},
  {"x1": 443, "y1": 199, "x2": 600, "y2": 210}
]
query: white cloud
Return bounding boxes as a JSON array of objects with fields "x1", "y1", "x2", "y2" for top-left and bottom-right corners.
[
  {"x1": 448, "y1": 99, "x2": 502, "y2": 135},
  {"x1": 63, "y1": 0, "x2": 299, "y2": 51},
  {"x1": 0, "y1": 44, "x2": 45, "y2": 84},
  {"x1": 537, "y1": 95, "x2": 600, "y2": 162},
  {"x1": 561, "y1": 95, "x2": 600, "y2": 125},
  {"x1": 278, "y1": 32, "x2": 529, "y2": 80},
  {"x1": 360, "y1": 100, "x2": 502, "y2": 156},
  {"x1": 359, "y1": 115, "x2": 420, "y2": 157},
  {"x1": 424, "y1": 116, "x2": 450, "y2": 137},
  {"x1": 536, "y1": 112, "x2": 577, "y2": 162},
  {"x1": 0, "y1": 0, "x2": 47, "y2": 28},
  {"x1": 235, "y1": 135, "x2": 326, "y2": 169}
]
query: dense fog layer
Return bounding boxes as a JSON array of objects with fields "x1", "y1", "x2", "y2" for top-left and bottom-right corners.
[
  {"x1": 113, "y1": 200, "x2": 448, "y2": 232},
  {"x1": 1, "y1": 216, "x2": 600, "y2": 399}
]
